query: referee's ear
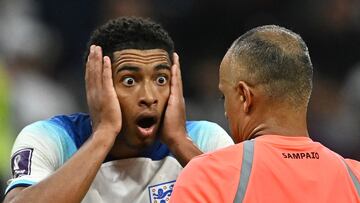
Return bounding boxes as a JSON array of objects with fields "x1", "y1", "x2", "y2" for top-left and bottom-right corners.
[{"x1": 236, "y1": 81, "x2": 253, "y2": 114}]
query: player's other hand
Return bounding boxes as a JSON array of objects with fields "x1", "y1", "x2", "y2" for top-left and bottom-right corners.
[
  {"x1": 85, "y1": 45, "x2": 122, "y2": 139},
  {"x1": 160, "y1": 53, "x2": 188, "y2": 147}
]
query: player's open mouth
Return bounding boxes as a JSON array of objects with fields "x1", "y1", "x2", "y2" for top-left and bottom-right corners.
[{"x1": 136, "y1": 116, "x2": 158, "y2": 137}]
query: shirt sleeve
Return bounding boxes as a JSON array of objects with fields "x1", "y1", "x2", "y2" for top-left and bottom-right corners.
[
  {"x1": 186, "y1": 121, "x2": 234, "y2": 153},
  {"x1": 5, "y1": 120, "x2": 76, "y2": 194}
]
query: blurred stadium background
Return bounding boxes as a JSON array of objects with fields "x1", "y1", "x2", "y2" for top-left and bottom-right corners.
[{"x1": 1, "y1": 0, "x2": 360, "y2": 198}]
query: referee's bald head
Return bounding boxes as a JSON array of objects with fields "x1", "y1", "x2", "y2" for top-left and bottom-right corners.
[{"x1": 225, "y1": 25, "x2": 313, "y2": 108}]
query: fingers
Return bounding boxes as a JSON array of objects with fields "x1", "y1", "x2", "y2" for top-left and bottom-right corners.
[
  {"x1": 86, "y1": 45, "x2": 103, "y2": 91},
  {"x1": 85, "y1": 45, "x2": 95, "y2": 90},
  {"x1": 93, "y1": 46, "x2": 103, "y2": 88},
  {"x1": 103, "y1": 56, "x2": 113, "y2": 91},
  {"x1": 171, "y1": 52, "x2": 184, "y2": 98}
]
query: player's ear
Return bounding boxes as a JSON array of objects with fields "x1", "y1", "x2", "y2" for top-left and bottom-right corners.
[{"x1": 235, "y1": 81, "x2": 253, "y2": 113}]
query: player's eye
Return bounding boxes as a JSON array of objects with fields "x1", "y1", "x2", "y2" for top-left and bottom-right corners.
[
  {"x1": 122, "y1": 77, "x2": 136, "y2": 87},
  {"x1": 156, "y1": 76, "x2": 168, "y2": 86}
]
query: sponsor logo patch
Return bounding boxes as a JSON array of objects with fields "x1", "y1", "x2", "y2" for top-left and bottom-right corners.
[
  {"x1": 148, "y1": 180, "x2": 175, "y2": 203},
  {"x1": 11, "y1": 148, "x2": 34, "y2": 178}
]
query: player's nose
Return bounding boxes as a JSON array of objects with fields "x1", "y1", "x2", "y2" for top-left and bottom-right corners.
[{"x1": 139, "y1": 83, "x2": 158, "y2": 107}]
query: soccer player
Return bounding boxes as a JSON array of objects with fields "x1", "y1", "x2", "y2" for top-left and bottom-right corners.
[
  {"x1": 170, "y1": 25, "x2": 360, "y2": 202},
  {"x1": 3, "y1": 17, "x2": 233, "y2": 203}
]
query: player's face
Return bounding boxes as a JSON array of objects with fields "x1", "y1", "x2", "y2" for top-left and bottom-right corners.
[
  {"x1": 112, "y1": 49, "x2": 171, "y2": 148},
  {"x1": 219, "y1": 53, "x2": 243, "y2": 143}
]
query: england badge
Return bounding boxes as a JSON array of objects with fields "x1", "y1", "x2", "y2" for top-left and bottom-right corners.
[{"x1": 148, "y1": 180, "x2": 175, "y2": 203}]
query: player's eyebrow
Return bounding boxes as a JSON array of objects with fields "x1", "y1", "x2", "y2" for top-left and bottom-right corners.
[
  {"x1": 155, "y1": 64, "x2": 171, "y2": 71},
  {"x1": 116, "y1": 66, "x2": 140, "y2": 74},
  {"x1": 116, "y1": 64, "x2": 170, "y2": 74}
]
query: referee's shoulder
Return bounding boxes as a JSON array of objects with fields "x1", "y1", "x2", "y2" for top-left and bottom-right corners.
[
  {"x1": 190, "y1": 143, "x2": 244, "y2": 168},
  {"x1": 345, "y1": 158, "x2": 360, "y2": 178}
]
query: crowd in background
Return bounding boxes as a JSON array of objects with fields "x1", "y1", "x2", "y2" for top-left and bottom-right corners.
[{"x1": 1, "y1": 0, "x2": 360, "y2": 197}]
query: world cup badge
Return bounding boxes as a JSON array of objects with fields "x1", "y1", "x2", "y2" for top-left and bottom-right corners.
[{"x1": 11, "y1": 148, "x2": 33, "y2": 178}]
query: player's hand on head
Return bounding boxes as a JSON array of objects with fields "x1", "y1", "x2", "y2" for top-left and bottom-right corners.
[
  {"x1": 160, "y1": 53, "x2": 187, "y2": 146},
  {"x1": 85, "y1": 45, "x2": 122, "y2": 137}
]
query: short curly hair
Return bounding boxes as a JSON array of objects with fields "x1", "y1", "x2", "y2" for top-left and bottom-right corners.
[{"x1": 84, "y1": 17, "x2": 174, "y2": 65}]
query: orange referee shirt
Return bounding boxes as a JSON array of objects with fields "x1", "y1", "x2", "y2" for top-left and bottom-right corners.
[{"x1": 170, "y1": 135, "x2": 360, "y2": 203}]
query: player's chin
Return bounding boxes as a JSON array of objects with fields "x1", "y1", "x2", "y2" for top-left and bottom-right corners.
[
  {"x1": 128, "y1": 135, "x2": 157, "y2": 150},
  {"x1": 136, "y1": 126, "x2": 160, "y2": 144}
]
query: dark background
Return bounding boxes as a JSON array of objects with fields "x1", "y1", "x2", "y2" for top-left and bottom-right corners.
[{"x1": 1, "y1": 0, "x2": 359, "y2": 197}]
